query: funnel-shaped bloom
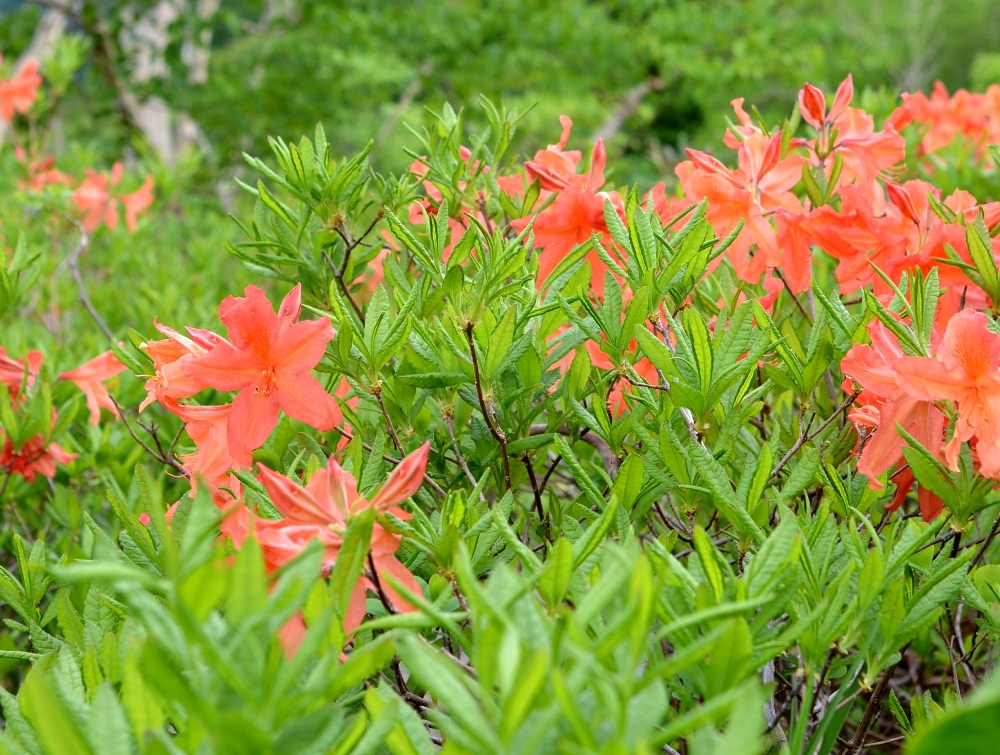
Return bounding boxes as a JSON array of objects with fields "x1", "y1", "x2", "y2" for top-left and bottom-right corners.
[
  {"x1": 140, "y1": 320, "x2": 223, "y2": 411},
  {"x1": 59, "y1": 351, "x2": 126, "y2": 425},
  {"x1": 0, "y1": 58, "x2": 41, "y2": 123},
  {"x1": 253, "y1": 442, "x2": 430, "y2": 633},
  {"x1": 182, "y1": 284, "x2": 342, "y2": 465},
  {"x1": 897, "y1": 310, "x2": 1000, "y2": 477},
  {"x1": 72, "y1": 163, "x2": 154, "y2": 232}
]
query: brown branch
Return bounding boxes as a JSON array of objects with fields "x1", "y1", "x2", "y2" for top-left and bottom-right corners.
[
  {"x1": 322, "y1": 248, "x2": 365, "y2": 323},
  {"x1": 367, "y1": 552, "x2": 398, "y2": 614},
  {"x1": 773, "y1": 268, "x2": 813, "y2": 323},
  {"x1": 464, "y1": 321, "x2": 511, "y2": 490},
  {"x1": 970, "y1": 508, "x2": 1000, "y2": 568},
  {"x1": 110, "y1": 397, "x2": 189, "y2": 478},
  {"x1": 591, "y1": 76, "x2": 665, "y2": 145},
  {"x1": 529, "y1": 424, "x2": 618, "y2": 476},
  {"x1": 372, "y1": 383, "x2": 404, "y2": 453},
  {"x1": 62, "y1": 214, "x2": 115, "y2": 341},
  {"x1": 651, "y1": 499, "x2": 692, "y2": 543},
  {"x1": 523, "y1": 456, "x2": 544, "y2": 521},
  {"x1": 846, "y1": 656, "x2": 904, "y2": 753},
  {"x1": 337, "y1": 209, "x2": 386, "y2": 275},
  {"x1": 770, "y1": 391, "x2": 861, "y2": 480}
]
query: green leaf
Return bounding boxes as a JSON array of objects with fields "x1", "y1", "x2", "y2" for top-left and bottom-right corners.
[
  {"x1": 18, "y1": 654, "x2": 94, "y2": 755},
  {"x1": 746, "y1": 516, "x2": 800, "y2": 599},
  {"x1": 693, "y1": 527, "x2": 725, "y2": 602},
  {"x1": 121, "y1": 651, "x2": 164, "y2": 739},
  {"x1": 538, "y1": 538, "x2": 574, "y2": 608},
  {"x1": 898, "y1": 425, "x2": 957, "y2": 506},
  {"x1": 87, "y1": 683, "x2": 132, "y2": 755},
  {"x1": 892, "y1": 551, "x2": 973, "y2": 647},
  {"x1": 908, "y1": 669, "x2": 1000, "y2": 755},
  {"x1": 572, "y1": 498, "x2": 621, "y2": 570},
  {"x1": 500, "y1": 649, "x2": 548, "y2": 742},
  {"x1": 685, "y1": 441, "x2": 763, "y2": 545},
  {"x1": 682, "y1": 307, "x2": 713, "y2": 397},
  {"x1": 226, "y1": 531, "x2": 267, "y2": 624},
  {"x1": 395, "y1": 635, "x2": 492, "y2": 748},
  {"x1": 553, "y1": 434, "x2": 607, "y2": 511},
  {"x1": 330, "y1": 507, "x2": 375, "y2": 624},
  {"x1": 966, "y1": 211, "x2": 1000, "y2": 306},
  {"x1": 507, "y1": 434, "x2": 554, "y2": 455},
  {"x1": 611, "y1": 454, "x2": 644, "y2": 511},
  {"x1": 634, "y1": 325, "x2": 674, "y2": 375},
  {"x1": 484, "y1": 306, "x2": 517, "y2": 378},
  {"x1": 395, "y1": 372, "x2": 469, "y2": 388},
  {"x1": 327, "y1": 634, "x2": 396, "y2": 699}
]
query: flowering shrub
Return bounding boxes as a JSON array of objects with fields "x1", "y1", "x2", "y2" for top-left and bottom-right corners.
[{"x1": 7, "y1": 48, "x2": 1000, "y2": 753}]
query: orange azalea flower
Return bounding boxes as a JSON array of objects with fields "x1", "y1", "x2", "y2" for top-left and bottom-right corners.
[
  {"x1": 510, "y1": 117, "x2": 625, "y2": 296},
  {"x1": 253, "y1": 442, "x2": 430, "y2": 634},
  {"x1": 842, "y1": 320, "x2": 946, "y2": 484},
  {"x1": 72, "y1": 163, "x2": 154, "y2": 232},
  {"x1": 0, "y1": 347, "x2": 42, "y2": 400},
  {"x1": 815, "y1": 184, "x2": 908, "y2": 294},
  {"x1": 59, "y1": 350, "x2": 126, "y2": 425},
  {"x1": 677, "y1": 132, "x2": 804, "y2": 285},
  {"x1": 0, "y1": 58, "x2": 41, "y2": 123},
  {"x1": 0, "y1": 432, "x2": 75, "y2": 482},
  {"x1": 140, "y1": 320, "x2": 224, "y2": 411},
  {"x1": 182, "y1": 284, "x2": 341, "y2": 465},
  {"x1": 897, "y1": 310, "x2": 1000, "y2": 478},
  {"x1": 797, "y1": 76, "x2": 905, "y2": 204},
  {"x1": 14, "y1": 148, "x2": 71, "y2": 191},
  {"x1": 799, "y1": 76, "x2": 854, "y2": 132},
  {"x1": 722, "y1": 97, "x2": 766, "y2": 148},
  {"x1": 889, "y1": 81, "x2": 990, "y2": 155},
  {"x1": 841, "y1": 321, "x2": 947, "y2": 521},
  {"x1": 162, "y1": 398, "x2": 238, "y2": 492}
]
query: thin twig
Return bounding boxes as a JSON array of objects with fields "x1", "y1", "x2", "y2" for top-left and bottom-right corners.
[
  {"x1": 62, "y1": 214, "x2": 115, "y2": 341},
  {"x1": 339, "y1": 210, "x2": 385, "y2": 273},
  {"x1": 774, "y1": 268, "x2": 813, "y2": 322},
  {"x1": 763, "y1": 675, "x2": 806, "y2": 735},
  {"x1": 523, "y1": 456, "x2": 544, "y2": 521},
  {"x1": 321, "y1": 248, "x2": 365, "y2": 323},
  {"x1": 110, "y1": 397, "x2": 189, "y2": 478},
  {"x1": 367, "y1": 553, "x2": 398, "y2": 614},
  {"x1": 846, "y1": 656, "x2": 904, "y2": 753},
  {"x1": 529, "y1": 424, "x2": 618, "y2": 476},
  {"x1": 372, "y1": 384, "x2": 404, "y2": 453},
  {"x1": 971, "y1": 508, "x2": 1000, "y2": 568},
  {"x1": 446, "y1": 416, "x2": 481, "y2": 493},
  {"x1": 465, "y1": 321, "x2": 511, "y2": 490},
  {"x1": 770, "y1": 391, "x2": 861, "y2": 480},
  {"x1": 651, "y1": 499, "x2": 693, "y2": 543}
]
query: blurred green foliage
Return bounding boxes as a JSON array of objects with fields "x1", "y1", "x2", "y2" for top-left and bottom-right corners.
[{"x1": 3, "y1": 0, "x2": 1000, "y2": 185}]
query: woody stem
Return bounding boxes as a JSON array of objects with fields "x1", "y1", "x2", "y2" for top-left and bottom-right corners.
[
  {"x1": 464, "y1": 321, "x2": 511, "y2": 491},
  {"x1": 322, "y1": 248, "x2": 365, "y2": 324},
  {"x1": 770, "y1": 390, "x2": 861, "y2": 480},
  {"x1": 372, "y1": 385, "x2": 404, "y2": 453}
]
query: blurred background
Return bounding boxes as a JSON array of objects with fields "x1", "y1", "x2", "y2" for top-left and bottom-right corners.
[{"x1": 4, "y1": 0, "x2": 1000, "y2": 188}]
